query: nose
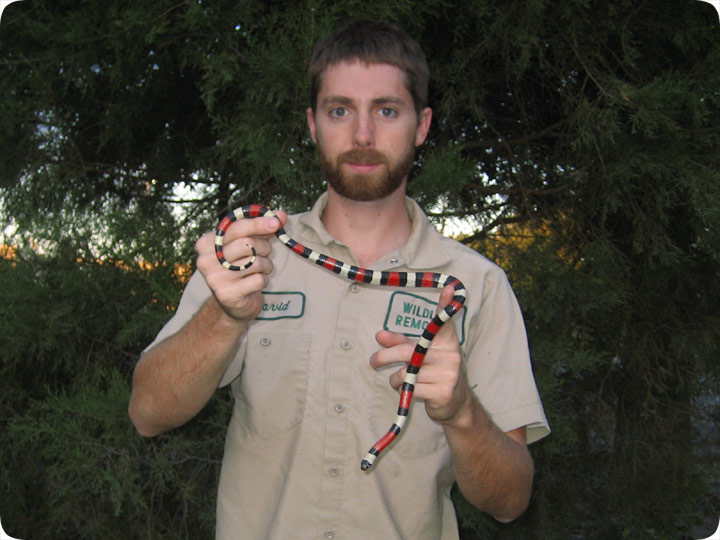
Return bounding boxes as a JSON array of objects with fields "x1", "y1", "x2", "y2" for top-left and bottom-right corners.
[{"x1": 352, "y1": 111, "x2": 374, "y2": 148}]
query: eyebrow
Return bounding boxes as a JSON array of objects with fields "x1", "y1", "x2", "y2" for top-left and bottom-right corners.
[{"x1": 319, "y1": 95, "x2": 408, "y2": 108}]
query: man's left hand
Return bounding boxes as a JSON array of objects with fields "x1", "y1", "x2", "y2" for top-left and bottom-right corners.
[{"x1": 370, "y1": 284, "x2": 472, "y2": 426}]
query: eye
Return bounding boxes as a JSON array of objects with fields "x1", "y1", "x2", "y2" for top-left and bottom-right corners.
[
  {"x1": 379, "y1": 107, "x2": 398, "y2": 118},
  {"x1": 329, "y1": 107, "x2": 348, "y2": 118}
]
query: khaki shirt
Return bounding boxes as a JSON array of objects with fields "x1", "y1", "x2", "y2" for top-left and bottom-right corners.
[{"x1": 147, "y1": 194, "x2": 550, "y2": 540}]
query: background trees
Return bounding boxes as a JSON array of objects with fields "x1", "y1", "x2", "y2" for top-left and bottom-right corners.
[{"x1": 1, "y1": 1, "x2": 719, "y2": 538}]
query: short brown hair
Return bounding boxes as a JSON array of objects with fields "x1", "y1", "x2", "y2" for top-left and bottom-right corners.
[{"x1": 308, "y1": 20, "x2": 429, "y2": 114}]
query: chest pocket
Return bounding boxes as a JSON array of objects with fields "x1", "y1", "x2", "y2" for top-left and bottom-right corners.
[{"x1": 234, "y1": 331, "x2": 311, "y2": 441}]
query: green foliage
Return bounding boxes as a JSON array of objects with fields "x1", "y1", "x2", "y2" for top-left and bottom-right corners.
[
  {"x1": 1, "y1": 0, "x2": 719, "y2": 539},
  {"x1": 0, "y1": 246, "x2": 233, "y2": 540},
  {"x1": 2, "y1": 369, "x2": 231, "y2": 540}
]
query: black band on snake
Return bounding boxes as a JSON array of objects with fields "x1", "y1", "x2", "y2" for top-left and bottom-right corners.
[{"x1": 215, "y1": 204, "x2": 467, "y2": 471}]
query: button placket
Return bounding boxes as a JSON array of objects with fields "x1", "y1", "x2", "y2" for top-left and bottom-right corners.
[{"x1": 318, "y1": 271, "x2": 362, "y2": 535}]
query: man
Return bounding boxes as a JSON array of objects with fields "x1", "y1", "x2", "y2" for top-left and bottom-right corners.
[{"x1": 129, "y1": 20, "x2": 549, "y2": 540}]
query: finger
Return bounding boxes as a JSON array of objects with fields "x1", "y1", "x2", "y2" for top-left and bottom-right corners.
[
  {"x1": 202, "y1": 256, "x2": 274, "y2": 315},
  {"x1": 197, "y1": 211, "x2": 287, "y2": 267},
  {"x1": 388, "y1": 366, "x2": 407, "y2": 390},
  {"x1": 219, "y1": 236, "x2": 272, "y2": 261},
  {"x1": 215, "y1": 239, "x2": 256, "y2": 265},
  {"x1": 386, "y1": 354, "x2": 457, "y2": 392},
  {"x1": 222, "y1": 211, "x2": 288, "y2": 241},
  {"x1": 209, "y1": 274, "x2": 268, "y2": 322},
  {"x1": 369, "y1": 338, "x2": 415, "y2": 369},
  {"x1": 197, "y1": 245, "x2": 274, "y2": 280},
  {"x1": 196, "y1": 230, "x2": 217, "y2": 255},
  {"x1": 375, "y1": 329, "x2": 411, "y2": 349},
  {"x1": 438, "y1": 283, "x2": 456, "y2": 310},
  {"x1": 210, "y1": 271, "x2": 268, "y2": 308}
]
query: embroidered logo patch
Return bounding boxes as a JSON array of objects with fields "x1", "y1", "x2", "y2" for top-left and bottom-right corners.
[
  {"x1": 257, "y1": 291, "x2": 305, "y2": 320},
  {"x1": 383, "y1": 291, "x2": 466, "y2": 344}
]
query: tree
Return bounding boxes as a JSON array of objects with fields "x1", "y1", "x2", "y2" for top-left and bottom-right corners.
[{"x1": 1, "y1": 1, "x2": 719, "y2": 538}]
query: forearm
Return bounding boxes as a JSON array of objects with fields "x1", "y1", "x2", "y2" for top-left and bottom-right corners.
[
  {"x1": 443, "y1": 396, "x2": 534, "y2": 522},
  {"x1": 128, "y1": 296, "x2": 246, "y2": 437}
]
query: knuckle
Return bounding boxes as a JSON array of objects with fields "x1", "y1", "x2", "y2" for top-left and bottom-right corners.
[
  {"x1": 438, "y1": 388, "x2": 454, "y2": 405},
  {"x1": 195, "y1": 232, "x2": 213, "y2": 253},
  {"x1": 196, "y1": 254, "x2": 216, "y2": 275}
]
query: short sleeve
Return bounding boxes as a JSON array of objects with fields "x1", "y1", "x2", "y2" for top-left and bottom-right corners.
[{"x1": 463, "y1": 266, "x2": 550, "y2": 444}]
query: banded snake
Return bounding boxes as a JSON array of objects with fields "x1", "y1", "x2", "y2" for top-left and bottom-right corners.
[{"x1": 215, "y1": 204, "x2": 466, "y2": 471}]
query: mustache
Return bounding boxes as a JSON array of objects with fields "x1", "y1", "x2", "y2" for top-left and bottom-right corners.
[{"x1": 338, "y1": 149, "x2": 388, "y2": 165}]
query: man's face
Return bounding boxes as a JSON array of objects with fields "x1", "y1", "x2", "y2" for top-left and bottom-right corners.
[{"x1": 306, "y1": 61, "x2": 432, "y2": 202}]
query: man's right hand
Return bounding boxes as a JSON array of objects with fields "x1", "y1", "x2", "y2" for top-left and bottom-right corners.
[{"x1": 195, "y1": 211, "x2": 288, "y2": 323}]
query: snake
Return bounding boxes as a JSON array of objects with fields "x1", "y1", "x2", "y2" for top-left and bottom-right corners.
[{"x1": 215, "y1": 204, "x2": 466, "y2": 471}]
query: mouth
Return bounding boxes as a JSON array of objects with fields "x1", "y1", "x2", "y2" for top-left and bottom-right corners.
[
  {"x1": 345, "y1": 162, "x2": 383, "y2": 174},
  {"x1": 340, "y1": 149, "x2": 387, "y2": 174}
]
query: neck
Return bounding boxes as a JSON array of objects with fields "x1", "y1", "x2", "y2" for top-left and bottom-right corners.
[{"x1": 321, "y1": 185, "x2": 412, "y2": 267}]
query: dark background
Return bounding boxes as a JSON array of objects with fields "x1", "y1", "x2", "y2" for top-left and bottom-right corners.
[{"x1": 1, "y1": 1, "x2": 719, "y2": 538}]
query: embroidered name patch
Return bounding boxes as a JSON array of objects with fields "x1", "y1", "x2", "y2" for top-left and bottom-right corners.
[
  {"x1": 257, "y1": 291, "x2": 305, "y2": 320},
  {"x1": 383, "y1": 291, "x2": 466, "y2": 344}
]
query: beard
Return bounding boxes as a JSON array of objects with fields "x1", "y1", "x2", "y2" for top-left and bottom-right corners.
[{"x1": 317, "y1": 143, "x2": 415, "y2": 202}]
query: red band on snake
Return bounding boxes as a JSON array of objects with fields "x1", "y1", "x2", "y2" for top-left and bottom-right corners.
[{"x1": 215, "y1": 204, "x2": 467, "y2": 471}]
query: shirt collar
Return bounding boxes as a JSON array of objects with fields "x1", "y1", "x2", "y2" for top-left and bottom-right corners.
[{"x1": 296, "y1": 192, "x2": 452, "y2": 270}]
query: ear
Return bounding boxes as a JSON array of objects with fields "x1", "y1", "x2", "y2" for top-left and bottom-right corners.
[
  {"x1": 306, "y1": 107, "x2": 318, "y2": 144},
  {"x1": 414, "y1": 107, "x2": 432, "y2": 147}
]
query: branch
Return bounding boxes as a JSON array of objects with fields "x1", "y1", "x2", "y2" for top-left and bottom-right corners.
[
  {"x1": 467, "y1": 182, "x2": 571, "y2": 197},
  {"x1": 462, "y1": 119, "x2": 568, "y2": 151},
  {"x1": 426, "y1": 200, "x2": 509, "y2": 220},
  {"x1": 459, "y1": 215, "x2": 526, "y2": 245}
]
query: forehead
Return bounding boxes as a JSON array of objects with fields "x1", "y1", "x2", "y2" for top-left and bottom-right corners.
[{"x1": 317, "y1": 60, "x2": 413, "y2": 104}]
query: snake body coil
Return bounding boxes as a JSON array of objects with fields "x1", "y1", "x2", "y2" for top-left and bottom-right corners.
[{"x1": 215, "y1": 204, "x2": 466, "y2": 471}]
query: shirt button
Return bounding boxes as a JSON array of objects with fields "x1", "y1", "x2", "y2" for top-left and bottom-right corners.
[
  {"x1": 259, "y1": 337, "x2": 271, "y2": 347},
  {"x1": 333, "y1": 403, "x2": 345, "y2": 414},
  {"x1": 350, "y1": 283, "x2": 360, "y2": 293},
  {"x1": 340, "y1": 340, "x2": 352, "y2": 351},
  {"x1": 324, "y1": 531, "x2": 336, "y2": 539},
  {"x1": 328, "y1": 467, "x2": 340, "y2": 477},
  {"x1": 389, "y1": 257, "x2": 399, "y2": 265}
]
